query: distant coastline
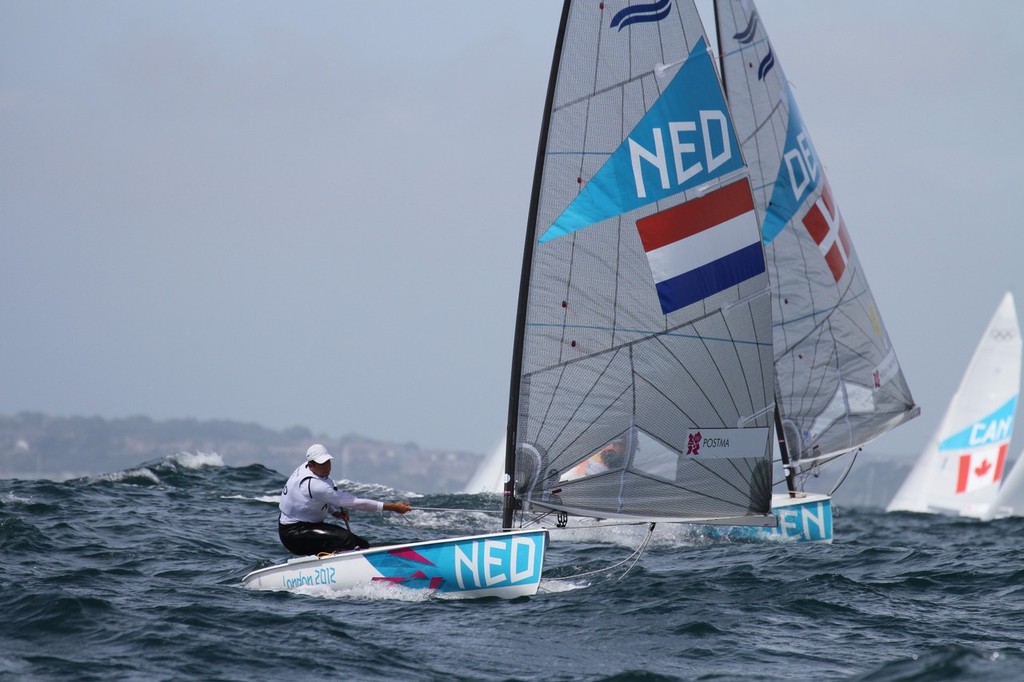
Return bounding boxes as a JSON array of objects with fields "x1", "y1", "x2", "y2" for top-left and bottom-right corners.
[{"x1": 0, "y1": 412, "x2": 483, "y2": 493}]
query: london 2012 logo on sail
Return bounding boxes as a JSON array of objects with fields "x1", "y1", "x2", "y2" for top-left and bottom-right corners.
[
  {"x1": 684, "y1": 428, "x2": 768, "y2": 460},
  {"x1": 687, "y1": 432, "x2": 732, "y2": 456},
  {"x1": 687, "y1": 431, "x2": 701, "y2": 455}
]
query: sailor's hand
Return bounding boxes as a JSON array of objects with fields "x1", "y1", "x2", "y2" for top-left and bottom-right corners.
[
  {"x1": 384, "y1": 501, "x2": 412, "y2": 514},
  {"x1": 332, "y1": 509, "x2": 350, "y2": 521}
]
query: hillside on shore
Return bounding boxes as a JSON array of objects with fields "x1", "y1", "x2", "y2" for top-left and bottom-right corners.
[{"x1": 0, "y1": 412, "x2": 483, "y2": 494}]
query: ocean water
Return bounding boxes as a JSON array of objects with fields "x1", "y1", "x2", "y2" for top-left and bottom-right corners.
[{"x1": 1, "y1": 453, "x2": 1021, "y2": 681}]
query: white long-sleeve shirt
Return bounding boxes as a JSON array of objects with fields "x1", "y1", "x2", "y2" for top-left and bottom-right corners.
[{"x1": 278, "y1": 463, "x2": 384, "y2": 524}]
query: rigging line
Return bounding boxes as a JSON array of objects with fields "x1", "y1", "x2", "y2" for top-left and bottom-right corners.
[
  {"x1": 543, "y1": 522, "x2": 656, "y2": 581},
  {"x1": 829, "y1": 449, "x2": 860, "y2": 496},
  {"x1": 507, "y1": 509, "x2": 556, "y2": 531},
  {"x1": 525, "y1": 517, "x2": 653, "y2": 532},
  {"x1": 413, "y1": 506, "x2": 502, "y2": 514},
  {"x1": 616, "y1": 523, "x2": 657, "y2": 583},
  {"x1": 399, "y1": 513, "x2": 428, "y2": 542},
  {"x1": 553, "y1": 519, "x2": 651, "y2": 529}
]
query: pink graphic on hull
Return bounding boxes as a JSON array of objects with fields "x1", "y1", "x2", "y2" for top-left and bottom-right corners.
[{"x1": 369, "y1": 548, "x2": 445, "y2": 590}]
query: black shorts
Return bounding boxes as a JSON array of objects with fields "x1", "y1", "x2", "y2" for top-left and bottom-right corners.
[{"x1": 278, "y1": 521, "x2": 370, "y2": 556}]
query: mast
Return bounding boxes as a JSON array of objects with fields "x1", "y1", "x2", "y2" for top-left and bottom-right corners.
[
  {"x1": 502, "y1": 0, "x2": 571, "y2": 531},
  {"x1": 774, "y1": 407, "x2": 797, "y2": 497},
  {"x1": 713, "y1": 0, "x2": 725, "y2": 90}
]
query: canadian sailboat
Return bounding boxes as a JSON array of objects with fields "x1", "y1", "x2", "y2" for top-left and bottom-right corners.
[
  {"x1": 887, "y1": 292, "x2": 1022, "y2": 519},
  {"x1": 501, "y1": 0, "x2": 918, "y2": 545}
]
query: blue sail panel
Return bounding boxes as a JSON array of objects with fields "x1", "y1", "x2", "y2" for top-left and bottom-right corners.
[{"x1": 539, "y1": 38, "x2": 744, "y2": 244}]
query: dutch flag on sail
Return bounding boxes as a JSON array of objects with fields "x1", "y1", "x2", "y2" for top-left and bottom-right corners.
[{"x1": 636, "y1": 179, "x2": 764, "y2": 315}]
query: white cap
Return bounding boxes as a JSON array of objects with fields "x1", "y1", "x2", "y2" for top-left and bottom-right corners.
[{"x1": 305, "y1": 444, "x2": 333, "y2": 464}]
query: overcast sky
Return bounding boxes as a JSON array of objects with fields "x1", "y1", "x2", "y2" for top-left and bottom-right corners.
[{"x1": 3, "y1": 1, "x2": 1023, "y2": 462}]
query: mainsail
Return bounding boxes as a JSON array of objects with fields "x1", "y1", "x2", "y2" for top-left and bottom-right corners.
[
  {"x1": 503, "y1": 0, "x2": 775, "y2": 527},
  {"x1": 714, "y1": 0, "x2": 919, "y2": 477},
  {"x1": 887, "y1": 292, "x2": 1021, "y2": 518}
]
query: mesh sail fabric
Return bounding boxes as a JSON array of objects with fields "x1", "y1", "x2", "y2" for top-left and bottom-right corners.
[
  {"x1": 715, "y1": 0, "x2": 919, "y2": 467},
  {"x1": 516, "y1": 308, "x2": 775, "y2": 519},
  {"x1": 511, "y1": 0, "x2": 774, "y2": 522}
]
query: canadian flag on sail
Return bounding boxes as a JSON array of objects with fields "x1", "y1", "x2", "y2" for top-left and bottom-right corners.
[
  {"x1": 803, "y1": 182, "x2": 853, "y2": 282},
  {"x1": 955, "y1": 444, "x2": 1008, "y2": 494}
]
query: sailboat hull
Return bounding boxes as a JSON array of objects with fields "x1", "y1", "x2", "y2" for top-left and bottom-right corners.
[
  {"x1": 243, "y1": 529, "x2": 548, "y2": 599},
  {"x1": 702, "y1": 493, "x2": 833, "y2": 543}
]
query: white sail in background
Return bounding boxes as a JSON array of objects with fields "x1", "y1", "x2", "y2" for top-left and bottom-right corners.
[
  {"x1": 714, "y1": 0, "x2": 919, "y2": 474},
  {"x1": 504, "y1": 0, "x2": 775, "y2": 525},
  {"x1": 463, "y1": 438, "x2": 505, "y2": 494},
  {"x1": 887, "y1": 292, "x2": 1021, "y2": 518},
  {"x1": 988, "y1": 449, "x2": 1024, "y2": 519}
]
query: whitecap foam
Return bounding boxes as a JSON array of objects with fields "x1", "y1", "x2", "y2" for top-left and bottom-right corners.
[
  {"x1": 0, "y1": 492, "x2": 33, "y2": 505},
  {"x1": 168, "y1": 451, "x2": 224, "y2": 469},
  {"x1": 222, "y1": 493, "x2": 280, "y2": 505},
  {"x1": 545, "y1": 519, "x2": 707, "y2": 549},
  {"x1": 405, "y1": 508, "x2": 502, "y2": 536},
  {"x1": 334, "y1": 479, "x2": 422, "y2": 499},
  {"x1": 92, "y1": 467, "x2": 161, "y2": 484},
  {"x1": 538, "y1": 577, "x2": 589, "y2": 594},
  {"x1": 286, "y1": 580, "x2": 434, "y2": 603}
]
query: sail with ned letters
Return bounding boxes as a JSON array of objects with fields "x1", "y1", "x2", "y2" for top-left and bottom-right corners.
[
  {"x1": 714, "y1": 0, "x2": 919, "y2": 477},
  {"x1": 503, "y1": 0, "x2": 775, "y2": 527}
]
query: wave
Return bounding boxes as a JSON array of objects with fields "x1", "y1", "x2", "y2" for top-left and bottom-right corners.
[
  {"x1": 3, "y1": 468, "x2": 1023, "y2": 680},
  {"x1": 89, "y1": 466, "x2": 162, "y2": 486},
  {"x1": 166, "y1": 450, "x2": 225, "y2": 469},
  {"x1": 0, "y1": 491, "x2": 33, "y2": 505},
  {"x1": 59, "y1": 455, "x2": 278, "y2": 490},
  {"x1": 223, "y1": 493, "x2": 280, "y2": 505}
]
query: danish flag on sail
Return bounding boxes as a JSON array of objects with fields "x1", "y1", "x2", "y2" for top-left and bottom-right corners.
[
  {"x1": 803, "y1": 182, "x2": 853, "y2": 282},
  {"x1": 955, "y1": 445, "x2": 1008, "y2": 494},
  {"x1": 636, "y1": 179, "x2": 764, "y2": 315}
]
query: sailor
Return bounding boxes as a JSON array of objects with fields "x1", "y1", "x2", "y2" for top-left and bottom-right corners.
[{"x1": 278, "y1": 444, "x2": 412, "y2": 555}]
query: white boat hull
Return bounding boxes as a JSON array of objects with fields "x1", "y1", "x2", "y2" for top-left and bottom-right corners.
[{"x1": 243, "y1": 529, "x2": 548, "y2": 599}]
